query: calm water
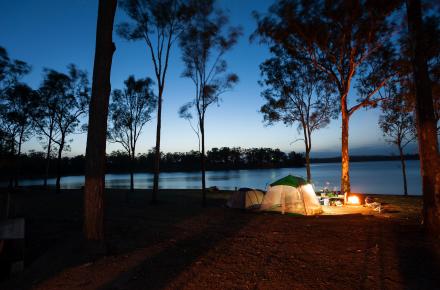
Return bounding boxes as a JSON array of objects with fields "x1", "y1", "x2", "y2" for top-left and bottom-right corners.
[{"x1": 12, "y1": 160, "x2": 422, "y2": 195}]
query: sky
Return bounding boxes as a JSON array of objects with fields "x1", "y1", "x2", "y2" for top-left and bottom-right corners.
[{"x1": 0, "y1": 0, "x2": 419, "y2": 158}]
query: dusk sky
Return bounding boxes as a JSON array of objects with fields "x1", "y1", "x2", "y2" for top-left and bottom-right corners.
[{"x1": 0, "y1": 0, "x2": 418, "y2": 157}]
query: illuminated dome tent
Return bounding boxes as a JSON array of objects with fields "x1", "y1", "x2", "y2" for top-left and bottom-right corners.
[{"x1": 260, "y1": 175, "x2": 322, "y2": 215}]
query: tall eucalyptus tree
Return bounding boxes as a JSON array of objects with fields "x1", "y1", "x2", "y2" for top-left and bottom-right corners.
[
  {"x1": 254, "y1": 0, "x2": 400, "y2": 201},
  {"x1": 118, "y1": 0, "x2": 192, "y2": 203},
  {"x1": 179, "y1": 0, "x2": 241, "y2": 206},
  {"x1": 108, "y1": 75, "x2": 156, "y2": 192}
]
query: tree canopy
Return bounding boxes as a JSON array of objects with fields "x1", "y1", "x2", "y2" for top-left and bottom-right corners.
[
  {"x1": 253, "y1": 0, "x2": 401, "y2": 197},
  {"x1": 108, "y1": 75, "x2": 156, "y2": 154}
]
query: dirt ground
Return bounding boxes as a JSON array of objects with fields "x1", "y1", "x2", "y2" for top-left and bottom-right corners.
[{"x1": 0, "y1": 188, "x2": 439, "y2": 290}]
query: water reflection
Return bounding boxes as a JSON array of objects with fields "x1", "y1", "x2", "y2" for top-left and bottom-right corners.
[{"x1": 7, "y1": 160, "x2": 422, "y2": 195}]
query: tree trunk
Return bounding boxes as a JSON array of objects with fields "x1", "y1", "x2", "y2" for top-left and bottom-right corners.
[
  {"x1": 14, "y1": 130, "x2": 24, "y2": 188},
  {"x1": 341, "y1": 106, "x2": 351, "y2": 202},
  {"x1": 84, "y1": 0, "x2": 117, "y2": 241},
  {"x1": 152, "y1": 86, "x2": 163, "y2": 204},
  {"x1": 130, "y1": 152, "x2": 134, "y2": 193},
  {"x1": 305, "y1": 148, "x2": 311, "y2": 183},
  {"x1": 407, "y1": 0, "x2": 440, "y2": 235},
  {"x1": 55, "y1": 139, "x2": 64, "y2": 194},
  {"x1": 44, "y1": 129, "x2": 53, "y2": 188},
  {"x1": 302, "y1": 125, "x2": 311, "y2": 183},
  {"x1": 398, "y1": 144, "x2": 408, "y2": 196},
  {"x1": 8, "y1": 142, "x2": 14, "y2": 188},
  {"x1": 200, "y1": 119, "x2": 206, "y2": 207}
]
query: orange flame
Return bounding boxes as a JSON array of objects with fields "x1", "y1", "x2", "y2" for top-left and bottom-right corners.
[{"x1": 347, "y1": 195, "x2": 360, "y2": 205}]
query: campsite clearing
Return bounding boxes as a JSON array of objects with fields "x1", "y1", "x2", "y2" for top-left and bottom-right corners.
[{"x1": 1, "y1": 188, "x2": 438, "y2": 290}]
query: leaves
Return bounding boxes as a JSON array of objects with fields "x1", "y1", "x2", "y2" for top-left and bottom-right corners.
[
  {"x1": 379, "y1": 92, "x2": 415, "y2": 149},
  {"x1": 258, "y1": 45, "x2": 339, "y2": 135},
  {"x1": 34, "y1": 65, "x2": 90, "y2": 151},
  {"x1": 0, "y1": 47, "x2": 33, "y2": 154},
  {"x1": 253, "y1": 0, "x2": 401, "y2": 112},
  {"x1": 0, "y1": 47, "x2": 31, "y2": 95},
  {"x1": 179, "y1": 0, "x2": 242, "y2": 120},
  {"x1": 108, "y1": 75, "x2": 157, "y2": 156},
  {"x1": 1, "y1": 83, "x2": 37, "y2": 149},
  {"x1": 118, "y1": 0, "x2": 192, "y2": 83}
]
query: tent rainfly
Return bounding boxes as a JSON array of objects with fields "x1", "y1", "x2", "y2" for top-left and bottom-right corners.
[{"x1": 260, "y1": 175, "x2": 322, "y2": 215}]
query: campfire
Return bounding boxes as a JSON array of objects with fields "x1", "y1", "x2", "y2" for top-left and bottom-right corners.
[{"x1": 347, "y1": 195, "x2": 361, "y2": 205}]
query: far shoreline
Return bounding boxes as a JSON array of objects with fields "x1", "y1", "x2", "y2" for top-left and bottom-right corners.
[{"x1": 0, "y1": 156, "x2": 420, "y2": 182}]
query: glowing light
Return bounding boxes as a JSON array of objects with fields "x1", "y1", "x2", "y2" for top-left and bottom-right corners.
[{"x1": 347, "y1": 195, "x2": 360, "y2": 205}]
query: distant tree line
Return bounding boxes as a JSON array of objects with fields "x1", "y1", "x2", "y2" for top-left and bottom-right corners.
[
  {"x1": 0, "y1": 147, "x2": 304, "y2": 181},
  {"x1": 2, "y1": 150, "x2": 422, "y2": 181},
  {"x1": 310, "y1": 154, "x2": 419, "y2": 164}
]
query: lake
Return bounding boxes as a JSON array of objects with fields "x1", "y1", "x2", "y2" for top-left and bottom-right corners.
[{"x1": 12, "y1": 160, "x2": 422, "y2": 195}]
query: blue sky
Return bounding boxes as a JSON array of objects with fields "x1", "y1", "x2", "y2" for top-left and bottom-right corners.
[{"x1": 0, "y1": 0, "x2": 418, "y2": 157}]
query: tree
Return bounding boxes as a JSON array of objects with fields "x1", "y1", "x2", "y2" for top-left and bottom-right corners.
[
  {"x1": 47, "y1": 65, "x2": 90, "y2": 194},
  {"x1": 108, "y1": 75, "x2": 156, "y2": 192},
  {"x1": 179, "y1": 0, "x2": 241, "y2": 206},
  {"x1": 84, "y1": 0, "x2": 117, "y2": 241},
  {"x1": 34, "y1": 69, "x2": 65, "y2": 188},
  {"x1": 253, "y1": 0, "x2": 400, "y2": 202},
  {"x1": 406, "y1": 0, "x2": 440, "y2": 235},
  {"x1": 0, "y1": 47, "x2": 31, "y2": 186},
  {"x1": 379, "y1": 92, "x2": 415, "y2": 195},
  {"x1": 259, "y1": 46, "x2": 338, "y2": 182},
  {"x1": 118, "y1": 0, "x2": 192, "y2": 203},
  {"x1": 1, "y1": 84, "x2": 37, "y2": 186}
]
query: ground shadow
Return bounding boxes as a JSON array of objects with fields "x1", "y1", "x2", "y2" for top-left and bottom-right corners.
[
  {"x1": 99, "y1": 206, "x2": 254, "y2": 290},
  {"x1": 357, "y1": 216, "x2": 440, "y2": 289},
  {"x1": 0, "y1": 188, "x2": 244, "y2": 290},
  {"x1": 395, "y1": 222, "x2": 440, "y2": 289}
]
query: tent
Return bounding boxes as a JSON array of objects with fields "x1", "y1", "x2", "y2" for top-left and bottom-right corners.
[
  {"x1": 260, "y1": 175, "x2": 322, "y2": 215},
  {"x1": 227, "y1": 188, "x2": 265, "y2": 209}
]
